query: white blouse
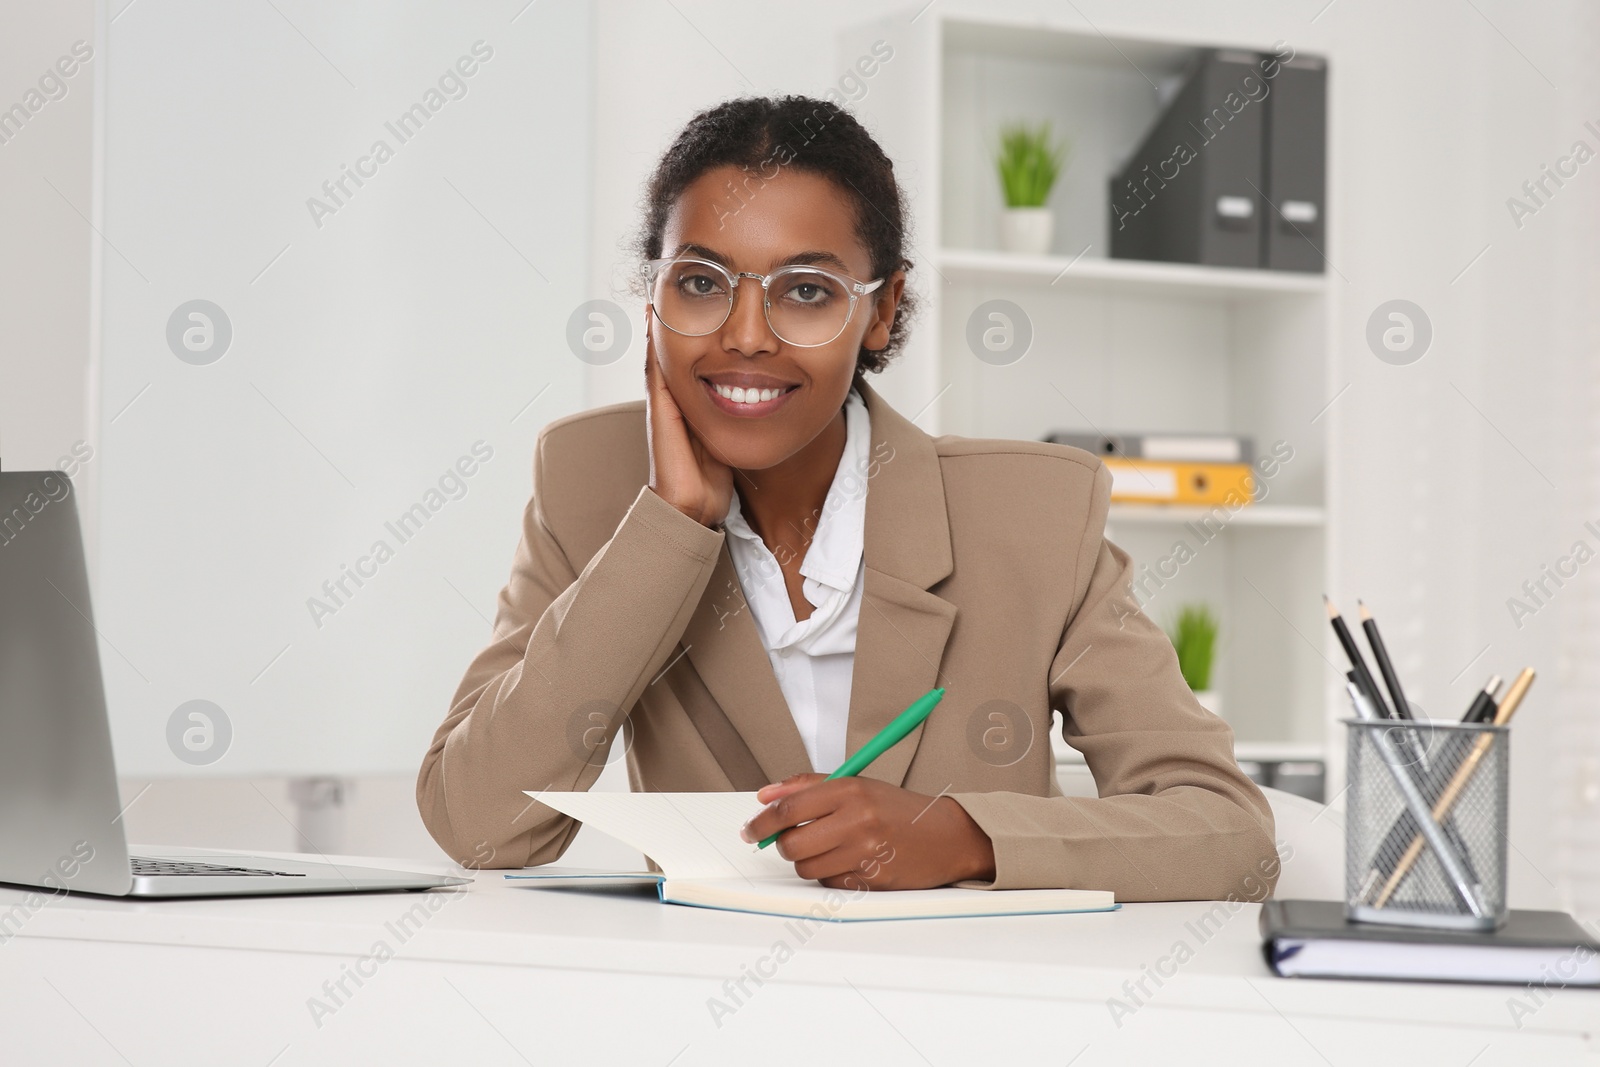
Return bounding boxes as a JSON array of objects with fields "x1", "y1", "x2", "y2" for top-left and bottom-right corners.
[{"x1": 721, "y1": 387, "x2": 869, "y2": 774}]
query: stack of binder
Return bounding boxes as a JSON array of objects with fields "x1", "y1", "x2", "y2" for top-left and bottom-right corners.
[
  {"x1": 1108, "y1": 47, "x2": 1327, "y2": 272},
  {"x1": 1045, "y1": 431, "x2": 1255, "y2": 507}
]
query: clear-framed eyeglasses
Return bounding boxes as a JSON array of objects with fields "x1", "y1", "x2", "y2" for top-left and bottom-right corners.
[{"x1": 643, "y1": 256, "x2": 885, "y2": 348}]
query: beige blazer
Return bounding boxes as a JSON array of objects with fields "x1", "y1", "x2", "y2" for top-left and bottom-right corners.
[{"x1": 417, "y1": 376, "x2": 1279, "y2": 901}]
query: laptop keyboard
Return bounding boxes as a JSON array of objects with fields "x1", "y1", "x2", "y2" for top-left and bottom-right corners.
[{"x1": 130, "y1": 856, "x2": 305, "y2": 878}]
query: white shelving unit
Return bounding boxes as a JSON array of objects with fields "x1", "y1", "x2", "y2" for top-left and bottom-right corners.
[
  {"x1": 940, "y1": 247, "x2": 1329, "y2": 298},
  {"x1": 1108, "y1": 503, "x2": 1326, "y2": 528},
  {"x1": 841, "y1": 10, "x2": 1341, "y2": 769}
]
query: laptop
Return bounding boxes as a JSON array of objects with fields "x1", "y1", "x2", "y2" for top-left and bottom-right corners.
[{"x1": 0, "y1": 469, "x2": 469, "y2": 898}]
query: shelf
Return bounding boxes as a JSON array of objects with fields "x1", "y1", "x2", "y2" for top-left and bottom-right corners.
[
  {"x1": 1054, "y1": 740, "x2": 1326, "y2": 765},
  {"x1": 939, "y1": 247, "x2": 1327, "y2": 300},
  {"x1": 1234, "y1": 741, "x2": 1327, "y2": 763},
  {"x1": 943, "y1": 15, "x2": 1199, "y2": 70},
  {"x1": 940, "y1": 12, "x2": 1299, "y2": 71},
  {"x1": 1106, "y1": 504, "x2": 1326, "y2": 528}
]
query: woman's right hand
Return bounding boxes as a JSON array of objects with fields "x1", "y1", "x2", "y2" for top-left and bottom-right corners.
[{"x1": 644, "y1": 328, "x2": 735, "y2": 528}]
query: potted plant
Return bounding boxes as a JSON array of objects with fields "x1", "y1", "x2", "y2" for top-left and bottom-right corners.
[
  {"x1": 1167, "y1": 604, "x2": 1222, "y2": 717},
  {"x1": 995, "y1": 120, "x2": 1068, "y2": 255}
]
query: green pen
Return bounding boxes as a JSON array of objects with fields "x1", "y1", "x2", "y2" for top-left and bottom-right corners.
[{"x1": 756, "y1": 686, "x2": 946, "y2": 849}]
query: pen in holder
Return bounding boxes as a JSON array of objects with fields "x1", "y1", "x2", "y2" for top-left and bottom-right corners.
[{"x1": 1342, "y1": 698, "x2": 1510, "y2": 932}]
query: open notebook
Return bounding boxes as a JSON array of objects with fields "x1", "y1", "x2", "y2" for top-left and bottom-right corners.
[{"x1": 505, "y1": 790, "x2": 1117, "y2": 921}]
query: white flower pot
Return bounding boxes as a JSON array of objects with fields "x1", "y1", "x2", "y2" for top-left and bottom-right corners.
[
  {"x1": 1000, "y1": 206, "x2": 1054, "y2": 256},
  {"x1": 1194, "y1": 690, "x2": 1223, "y2": 718}
]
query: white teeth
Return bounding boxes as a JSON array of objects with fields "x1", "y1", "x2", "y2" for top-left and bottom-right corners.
[{"x1": 713, "y1": 383, "x2": 787, "y2": 404}]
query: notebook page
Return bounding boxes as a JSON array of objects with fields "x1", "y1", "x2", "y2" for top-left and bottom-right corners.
[
  {"x1": 665, "y1": 878, "x2": 1116, "y2": 920},
  {"x1": 526, "y1": 790, "x2": 796, "y2": 881}
]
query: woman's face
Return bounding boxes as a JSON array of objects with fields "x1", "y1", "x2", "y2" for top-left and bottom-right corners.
[{"x1": 649, "y1": 163, "x2": 903, "y2": 472}]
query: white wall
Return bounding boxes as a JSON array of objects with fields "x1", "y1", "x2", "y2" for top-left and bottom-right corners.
[
  {"x1": 91, "y1": 0, "x2": 594, "y2": 780},
  {"x1": 0, "y1": 3, "x2": 96, "y2": 472}
]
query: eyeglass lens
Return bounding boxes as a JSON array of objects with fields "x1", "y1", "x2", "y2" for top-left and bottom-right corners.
[{"x1": 649, "y1": 260, "x2": 856, "y2": 347}]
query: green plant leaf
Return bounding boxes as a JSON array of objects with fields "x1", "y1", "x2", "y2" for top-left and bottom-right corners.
[
  {"x1": 995, "y1": 121, "x2": 1069, "y2": 208},
  {"x1": 1166, "y1": 603, "x2": 1219, "y2": 691}
]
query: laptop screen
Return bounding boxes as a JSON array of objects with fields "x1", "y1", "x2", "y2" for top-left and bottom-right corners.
[{"x1": 0, "y1": 471, "x2": 133, "y2": 897}]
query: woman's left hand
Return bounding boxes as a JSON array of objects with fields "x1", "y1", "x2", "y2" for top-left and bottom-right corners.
[{"x1": 739, "y1": 774, "x2": 997, "y2": 890}]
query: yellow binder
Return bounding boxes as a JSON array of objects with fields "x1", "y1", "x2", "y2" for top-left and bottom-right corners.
[{"x1": 1102, "y1": 459, "x2": 1255, "y2": 506}]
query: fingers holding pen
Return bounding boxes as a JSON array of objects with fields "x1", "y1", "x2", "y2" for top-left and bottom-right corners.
[{"x1": 741, "y1": 774, "x2": 840, "y2": 846}]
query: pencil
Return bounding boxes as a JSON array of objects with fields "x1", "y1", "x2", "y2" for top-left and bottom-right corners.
[
  {"x1": 1329, "y1": 597, "x2": 1431, "y2": 771},
  {"x1": 1371, "y1": 667, "x2": 1535, "y2": 908},
  {"x1": 1358, "y1": 601, "x2": 1413, "y2": 721},
  {"x1": 1325, "y1": 596, "x2": 1392, "y2": 719}
]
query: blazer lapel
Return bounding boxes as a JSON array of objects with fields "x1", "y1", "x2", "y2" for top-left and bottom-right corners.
[
  {"x1": 682, "y1": 545, "x2": 814, "y2": 785},
  {"x1": 843, "y1": 378, "x2": 956, "y2": 788},
  {"x1": 681, "y1": 376, "x2": 957, "y2": 790}
]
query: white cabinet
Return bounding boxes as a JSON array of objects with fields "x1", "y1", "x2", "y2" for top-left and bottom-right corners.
[{"x1": 841, "y1": 11, "x2": 1340, "y2": 768}]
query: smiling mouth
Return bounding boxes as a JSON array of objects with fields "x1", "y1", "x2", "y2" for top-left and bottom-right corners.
[
  {"x1": 698, "y1": 377, "x2": 801, "y2": 417},
  {"x1": 700, "y1": 379, "x2": 800, "y2": 404}
]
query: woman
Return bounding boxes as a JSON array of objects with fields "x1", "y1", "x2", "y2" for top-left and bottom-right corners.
[{"x1": 417, "y1": 95, "x2": 1279, "y2": 901}]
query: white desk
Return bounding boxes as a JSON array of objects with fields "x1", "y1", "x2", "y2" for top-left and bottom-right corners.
[{"x1": 3, "y1": 851, "x2": 1596, "y2": 1065}]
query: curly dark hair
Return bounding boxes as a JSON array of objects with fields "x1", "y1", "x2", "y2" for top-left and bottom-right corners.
[{"x1": 627, "y1": 94, "x2": 917, "y2": 378}]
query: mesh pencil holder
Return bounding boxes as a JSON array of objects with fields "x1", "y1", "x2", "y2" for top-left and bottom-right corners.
[{"x1": 1343, "y1": 718, "x2": 1509, "y2": 932}]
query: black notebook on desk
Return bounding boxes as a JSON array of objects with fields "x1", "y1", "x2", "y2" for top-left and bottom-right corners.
[{"x1": 1262, "y1": 899, "x2": 1600, "y2": 986}]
